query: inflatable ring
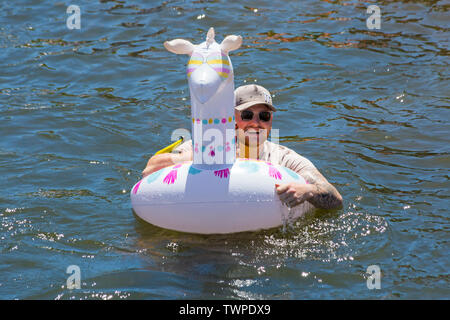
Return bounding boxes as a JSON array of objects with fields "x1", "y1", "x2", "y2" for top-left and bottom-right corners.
[{"x1": 131, "y1": 159, "x2": 310, "y2": 234}]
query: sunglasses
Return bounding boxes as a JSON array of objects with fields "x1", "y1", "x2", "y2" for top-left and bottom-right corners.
[{"x1": 240, "y1": 110, "x2": 272, "y2": 122}]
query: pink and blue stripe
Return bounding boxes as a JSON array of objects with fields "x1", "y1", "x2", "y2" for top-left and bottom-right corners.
[{"x1": 187, "y1": 51, "x2": 231, "y2": 79}]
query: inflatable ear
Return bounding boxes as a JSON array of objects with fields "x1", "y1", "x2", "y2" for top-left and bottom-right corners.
[
  {"x1": 220, "y1": 35, "x2": 243, "y2": 54},
  {"x1": 164, "y1": 39, "x2": 195, "y2": 55}
]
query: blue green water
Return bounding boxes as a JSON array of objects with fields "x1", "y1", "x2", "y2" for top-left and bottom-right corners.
[{"x1": 0, "y1": 0, "x2": 449, "y2": 299}]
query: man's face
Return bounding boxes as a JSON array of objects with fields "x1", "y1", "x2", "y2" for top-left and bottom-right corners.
[{"x1": 235, "y1": 104, "x2": 273, "y2": 147}]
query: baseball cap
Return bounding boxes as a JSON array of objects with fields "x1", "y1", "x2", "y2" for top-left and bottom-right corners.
[{"x1": 234, "y1": 84, "x2": 276, "y2": 112}]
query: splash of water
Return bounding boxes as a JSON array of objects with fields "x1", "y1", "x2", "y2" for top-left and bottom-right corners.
[{"x1": 280, "y1": 203, "x2": 296, "y2": 233}]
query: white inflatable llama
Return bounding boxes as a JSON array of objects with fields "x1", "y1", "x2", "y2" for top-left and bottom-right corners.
[
  {"x1": 131, "y1": 28, "x2": 309, "y2": 234},
  {"x1": 164, "y1": 27, "x2": 241, "y2": 169}
]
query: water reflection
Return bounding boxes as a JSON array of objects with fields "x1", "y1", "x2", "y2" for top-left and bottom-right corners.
[{"x1": 0, "y1": 0, "x2": 448, "y2": 299}]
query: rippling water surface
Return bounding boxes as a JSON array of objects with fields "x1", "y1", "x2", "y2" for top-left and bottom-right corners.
[{"x1": 1, "y1": 0, "x2": 449, "y2": 299}]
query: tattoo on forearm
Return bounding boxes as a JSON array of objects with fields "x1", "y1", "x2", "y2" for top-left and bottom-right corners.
[{"x1": 301, "y1": 168, "x2": 343, "y2": 210}]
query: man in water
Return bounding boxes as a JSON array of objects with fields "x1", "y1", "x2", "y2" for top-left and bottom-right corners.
[{"x1": 142, "y1": 84, "x2": 343, "y2": 210}]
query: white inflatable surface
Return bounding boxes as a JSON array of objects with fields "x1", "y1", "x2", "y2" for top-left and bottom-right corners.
[{"x1": 131, "y1": 159, "x2": 310, "y2": 234}]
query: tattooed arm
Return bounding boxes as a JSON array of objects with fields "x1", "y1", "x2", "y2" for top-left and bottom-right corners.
[
  {"x1": 276, "y1": 166, "x2": 343, "y2": 210},
  {"x1": 300, "y1": 166, "x2": 343, "y2": 209}
]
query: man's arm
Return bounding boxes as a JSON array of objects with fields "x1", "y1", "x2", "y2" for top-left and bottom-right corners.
[
  {"x1": 299, "y1": 167, "x2": 343, "y2": 210},
  {"x1": 142, "y1": 151, "x2": 192, "y2": 177},
  {"x1": 276, "y1": 166, "x2": 343, "y2": 210}
]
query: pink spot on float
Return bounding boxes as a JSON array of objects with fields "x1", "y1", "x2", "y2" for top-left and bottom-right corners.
[
  {"x1": 163, "y1": 170, "x2": 178, "y2": 184},
  {"x1": 221, "y1": 118, "x2": 227, "y2": 124},
  {"x1": 268, "y1": 164, "x2": 282, "y2": 180},
  {"x1": 209, "y1": 146, "x2": 215, "y2": 157},
  {"x1": 214, "y1": 168, "x2": 230, "y2": 179},
  {"x1": 163, "y1": 163, "x2": 183, "y2": 184},
  {"x1": 132, "y1": 180, "x2": 142, "y2": 194}
]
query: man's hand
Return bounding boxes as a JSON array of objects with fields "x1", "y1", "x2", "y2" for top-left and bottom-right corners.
[
  {"x1": 275, "y1": 177, "x2": 343, "y2": 210},
  {"x1": 275, "y1": 182, "x2": 316, "y2": 208}
]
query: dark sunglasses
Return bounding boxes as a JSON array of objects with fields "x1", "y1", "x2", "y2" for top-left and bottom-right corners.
[{"x1": 240, "y1": 110, "x2": 272, "y2": 122}]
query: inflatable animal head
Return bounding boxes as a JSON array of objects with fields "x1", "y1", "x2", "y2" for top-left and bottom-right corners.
[
  {"x1": 164, "y1": 27, "x2": 242, "y2": 104},
  {"x1": 164, "y1": 28, "x2": 242, "y2": 168}
]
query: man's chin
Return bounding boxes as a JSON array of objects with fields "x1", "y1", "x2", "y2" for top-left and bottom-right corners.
[{"x1": 244, "y1": 136, "x2": 266, "y2": 148}]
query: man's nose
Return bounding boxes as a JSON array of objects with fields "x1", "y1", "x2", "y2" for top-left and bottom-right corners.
[
  {"x1": 246, "y1": 121, "x2": 262, "y2": 128},
  {"x1": 243, "y1": 115, "x2": 259, "y2": 124},
  {"x1": 251, "y1": 117, "x2": 266, "y2": 126}
]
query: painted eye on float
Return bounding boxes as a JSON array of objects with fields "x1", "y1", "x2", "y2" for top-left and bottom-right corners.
[
  {"x1": 187, "y1": 53, "x2": 204, "y2": 77},
  {"x1": 206, "y1": 51, "x2": 230, "y2": 79}
]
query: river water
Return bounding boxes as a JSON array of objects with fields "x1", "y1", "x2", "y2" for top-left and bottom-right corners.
[{"x1": 0, "y1": 0, "x2": 448, "y2": 299}]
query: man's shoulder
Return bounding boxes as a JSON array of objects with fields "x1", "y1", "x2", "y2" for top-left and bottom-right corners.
[
  {"x1": 262, "y1": 140, "x2": 315, "y2": 171},
  {"x1": 263, "y1": 140, "x2": 297, "y2": 156}
]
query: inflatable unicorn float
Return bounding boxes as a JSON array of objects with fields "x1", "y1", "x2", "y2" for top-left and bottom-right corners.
[{"x1": 131, "y1": 28, "x2": 309, "y2": 234}]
